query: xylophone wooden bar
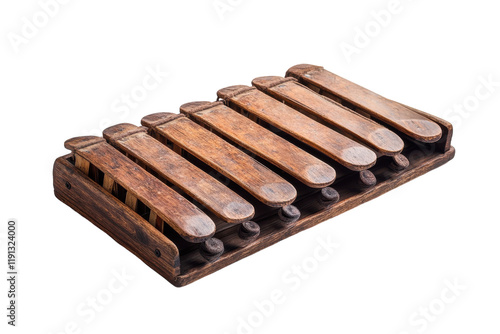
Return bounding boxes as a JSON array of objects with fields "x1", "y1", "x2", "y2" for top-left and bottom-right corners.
[
  {"x1": 252, "y1": 76, "x2": 412, "y2": 172},
  {"x1": 286, "y1": 64, "x2": 443, "y2": 143},
  {"x1": 217, "y1": 85, "x2": 378, "y2": 171},
  {"x1": 392, "y1": 102, "x2": 453, "y2": 154},
  {"x1": 141, "y1": 112, "x2": 298, "y2": 208},
  {"x1": 180, "y1": 101, "x2": 337, "y2": 189},
  {"x1": 102, "y1": 123, "x2": 255, "y2": 224},
  {"x1": 64, "y1": 136, "x2": 216, "y2": 243},
  {"x1": 251, "y1": 76, "x2": 405, "y2": 157},
  {"x1": 217, "y1": 85, "x2": 379, "y2": 187}
]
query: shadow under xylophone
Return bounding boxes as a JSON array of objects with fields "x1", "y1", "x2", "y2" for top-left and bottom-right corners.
[{"x1": 53, "y1": 64, "x2": 455, "y2": 287}]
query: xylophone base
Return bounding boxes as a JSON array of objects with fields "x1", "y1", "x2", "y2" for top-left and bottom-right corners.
[{"x1": 54, "y1": 146, "x2": 455, "y2": 287}]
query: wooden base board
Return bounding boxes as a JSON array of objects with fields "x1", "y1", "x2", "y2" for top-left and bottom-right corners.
[{"x1": 54, "y1": 146, "x2": 455, "y2": 287}]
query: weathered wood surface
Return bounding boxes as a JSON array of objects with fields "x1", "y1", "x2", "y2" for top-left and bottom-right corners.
[
  {"x1": 54, "y1": 64, "x2": 456, "y2": 287},
  {"x1": 394, "y1": 101, "x2": 453, "y2": 153},
  {"x1": 53, "y1": 155, "x2": 181, "y2": 281},
  {"x1": 103, "y1": 123, "x2": 254, "y2": 224},
  {"x1": 64, "y1": 136, "x2": 216, "y2": 243},
  {"x1": 141, "y1": 113, "x2": 297, "y2": 207},
  {"x1": 217, "y1": 85, "x2": 377, "y2": 171},
  {"x1": 286, "y1": 64, "x2": 443, "y2": 143},
  {"x1": 176, "y1": 146, "x2": 456, "y2": 286},
  {"x1": 180, "y1": 101, "x2": 336, "y2": 188},
  {"x1": 252, "y1": 76, "x2": 404, "y2": 156}
]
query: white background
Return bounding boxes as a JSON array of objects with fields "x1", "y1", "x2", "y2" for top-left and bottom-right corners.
[{"x1": 1, "y1": 0, "x2": 499, "y2": 333}]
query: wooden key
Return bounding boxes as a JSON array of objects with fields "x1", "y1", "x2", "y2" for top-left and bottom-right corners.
[
  {"x1": 180, "y1": 101, "x2": 336, "y2": 188},
  {"x1": 286, "y1": 64, "x2": 442, "y2": 143},
  {"x1": 103, "y1": 123, "x2": 255, "y2": 224},
  {"x1": 141, "y1": 113, "x2": 297, "y2": 208},
  {"x1": 252, "y1": 76, "x2": 405, "y2": 157},
  {"x1": 64, "y1": 136, "x2": 216, "y2": 243},
  {"x1": 395, "y1": 101, "x2": 453, "y2": 153},
  {"x1": 216, "y1": 85, "x2": 377, "y2": 172}
]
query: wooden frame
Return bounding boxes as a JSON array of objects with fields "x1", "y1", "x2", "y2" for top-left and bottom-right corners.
[{"x1": 53, "y1": 64, "x2": 455, "y2": 287}]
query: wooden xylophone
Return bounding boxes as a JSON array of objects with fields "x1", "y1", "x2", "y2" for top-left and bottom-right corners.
[{"x1": 53, "y1": 64, "x2": 455, "y2": 287}]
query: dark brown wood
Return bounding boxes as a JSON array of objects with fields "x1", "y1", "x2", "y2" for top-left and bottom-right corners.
[
  {"x1": 238, "y1": 221, "x2": 260, "y2": 242},
  {"x1": 53, "y1": 155, "x2": 181, "y2": 280},
  {"x1": 53, "y1": 64, "x2": 456, "y2": 287},
  {"x1": 141, "y1": 113, "x2": 297, "y2": 208},
  {"x1": 395, "y1": 101, "x2": 453, "y2": 153},
  {"x1": 54, "y1": 144, "x2": 455, "y2": 286},
  {"x1": 103, "y1": 123, "x2": 254, "y2": 224},
  {"x1": 390, "y1": 153, "x2": 410, "y2": 171},
  {"x1": 318, "y1": 186, "x2": 340, "y2": 208},
  {"x1": 286, "y1": 64, "x2": 443, "y2": 143},
  {"x1": 278, "y1": 204, "x2": 301, "y2": 226},
  {"x1": 217, "y1": 85, "x2": 377, "y2": 171},
  {"x1": 64, "y1": 136, "x2": 216, "y2": 243},
  {"x1": 199, "y1": 238, "x2": 224, "y2": 262},
  {"x1": 180, "y1": 101, "x2": 336, "y2": 188},
  {"x1": 252, "y1": 76, "x2": 405, "y2": 156},
  {"x1": 359, "y1": 170, "x2": 377, "y2": 187},
  {"x1": 175, "y1": 146, "x2": 455, "y2": 286}
]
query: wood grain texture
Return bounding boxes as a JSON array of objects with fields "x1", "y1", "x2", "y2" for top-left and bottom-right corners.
[
  {"x1": 53, "y1": 65, "x2": 456, "y2": 287},
  {"x1": 53, "y1": 156, "x2": 181, "y2": 280},
  {"x1": 286, "y1": 64, "x2": 443, "y2": 143},
  {"x1": 252, "y1": 76, "x2": 404, "y2": 156},
  {"x1": 141, "y1": 113, "x2": 297, "y2": 208},
  {"x1": 395, "y1": 102, "x2": 453, "y2": 153},
  {"x1": 54, "y1": 143, "x2": 455, "y2": 286},
  {"x1": 175, "y1": 146, "x2": 456, "y2": 286},
  {"x1": 217, "y1": 85, "x2": 377, "y2": 171},
  {"x1": 64, "y1": 136, "x2": 216, "y2": 243},
  {"x1": 180, "y1": 101, "x2": 336, "y2": 188},
  {"x1": 103, "y1": 123, "x2": 254, "y2": 224}
]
